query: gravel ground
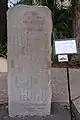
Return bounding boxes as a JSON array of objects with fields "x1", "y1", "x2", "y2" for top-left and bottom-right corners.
[{"x1": 0, "y1": 103, "x2": 77, "y2": 120}]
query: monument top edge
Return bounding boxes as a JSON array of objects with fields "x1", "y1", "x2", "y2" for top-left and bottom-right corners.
[{"x1": 7, "y1": 4, "x2": 51, "y2": 14}]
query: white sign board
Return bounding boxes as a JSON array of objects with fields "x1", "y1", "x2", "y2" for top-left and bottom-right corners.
[
  {"x1": 58, "y1": 55, "x2": 68, "y2": 62},
  {"x1": 55, "y1": 40, "x2": 77, "y2": 55}
]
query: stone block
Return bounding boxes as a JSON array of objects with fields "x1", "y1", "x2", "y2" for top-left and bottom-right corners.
[{"x1": 7, "y1": 5, "x2": 52, "y2": 117}]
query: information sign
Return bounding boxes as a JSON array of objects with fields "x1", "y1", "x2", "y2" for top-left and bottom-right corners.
[{"x1": 55, "y1": 40, "x2": 77, "y2": 55}]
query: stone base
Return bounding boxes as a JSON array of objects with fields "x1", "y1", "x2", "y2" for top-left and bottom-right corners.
[
  {"x1": 0, "y1": 102, "x2": 73, "y2": 120},
  {"x1": 9, "y1": 102, "x2": 51, "y2": 117}
]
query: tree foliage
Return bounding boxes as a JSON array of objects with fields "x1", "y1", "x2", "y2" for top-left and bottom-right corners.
[
  {"x1": 16, "y1": 0, "x2": 73, "y2": 39},
  {"x1": 53, "y1": 5, "x2": 73, "y2": 39},
  {"x1": 0, "y1": 0, "x2": 7, "y2": 58}
]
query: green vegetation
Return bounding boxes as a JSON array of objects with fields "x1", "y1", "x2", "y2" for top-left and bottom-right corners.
[
  {"x1": 70, "y1": 55, "x2": 80, "y2": 67},
  {"x1": 0, "y1": 43, "x2": 7, "y2": 58}
]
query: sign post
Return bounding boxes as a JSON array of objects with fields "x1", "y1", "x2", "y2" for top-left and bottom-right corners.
[
  {"x1": 66, "y1": 66, "x2": 72, "y2": 120},
  {"x1": 54, "y1": 39, "x2": 77, "y2": 120}
]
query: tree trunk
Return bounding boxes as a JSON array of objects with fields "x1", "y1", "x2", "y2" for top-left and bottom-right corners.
[
  {"x1": 0, "y1": 0, "x2": 8, "y2": 45},
  {"x1": 75, "y1": 1, "x2": 80, "y2": 53}
]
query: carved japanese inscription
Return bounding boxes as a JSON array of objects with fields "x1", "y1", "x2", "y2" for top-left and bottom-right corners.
[{"x1": 7, "y1": 5, "x2": 52, "y2": 117}]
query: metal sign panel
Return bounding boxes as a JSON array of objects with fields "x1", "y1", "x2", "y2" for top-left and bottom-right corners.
[
  {"x1": 54, "y1": 39, "x2": 77, "y2": 55},
  {"x1": 58, "y1": 55, "x2": 68, "y2": 62}
]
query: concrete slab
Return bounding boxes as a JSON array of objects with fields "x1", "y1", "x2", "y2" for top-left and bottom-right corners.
[
  {"x1": 51, "y1": 68, "x2": 80, "y2": 103},
  {"x1": 51, "y1": 68, "x2": 69, "y2": 103},
  {"x1": 72, "y1": 98, "x2": 80, "y2": 120},
  {"x1": 69, "y1": 69, "x2": 80, "y2": 101},
  {"x1": 69, "y1": 69, "x2": 80, "y2": 119},
  {"x1": 51, "y1": 68, "x2": 80, "y2": 120}
]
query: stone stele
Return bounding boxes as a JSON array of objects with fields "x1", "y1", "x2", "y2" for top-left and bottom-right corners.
[{"x1": 7, "y1": 5, "x2": 52, "y2": 117}]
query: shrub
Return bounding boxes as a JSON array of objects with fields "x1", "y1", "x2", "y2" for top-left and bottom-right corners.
[
  {"x1": 0, "y1": 43, "x2": 7, "y2": 58},
  {"x1": 69, "y1": 55, "x2": 80, "y2": 67}
]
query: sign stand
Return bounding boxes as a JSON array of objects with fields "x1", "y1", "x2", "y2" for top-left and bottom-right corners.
[
  {"x1": 66, "y1": 66, "x2": 73, "y2": 120},
  {"x1": 54, "y1": 39, "x2": 77, "y2": 120}
]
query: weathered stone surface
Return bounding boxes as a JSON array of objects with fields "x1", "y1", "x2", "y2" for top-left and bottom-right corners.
[{"x1": 7, "y1": 5, "x2": 52, "y2": 117}]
